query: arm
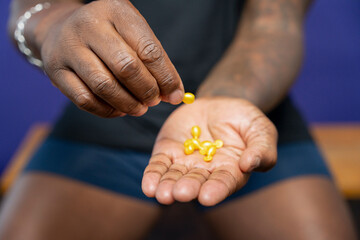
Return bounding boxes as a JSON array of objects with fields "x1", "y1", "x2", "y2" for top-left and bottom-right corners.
[
  {"x1": 142, "y1": 0, "x2": 314, "y2": 206},
  {"x1": 197, "y1": 0, "x2": 313, "y2": 112}
]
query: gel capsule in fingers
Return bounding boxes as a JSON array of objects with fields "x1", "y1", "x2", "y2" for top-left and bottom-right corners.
[{"x1": 182, "y1": 92, "x2": 195, "y2": 104}]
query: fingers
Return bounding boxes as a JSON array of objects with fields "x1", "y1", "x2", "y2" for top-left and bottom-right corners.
[
  {"x1": 135, "y1": 37, "x2": 184, "y2": 104},
  {"x1": 199, "y1": 167, "x2": 248, "y2": 207},
  {"x1": 110, "y1": 2, "x2": 184, "y2": 104},
  {"x1": 155, "y1": 164, "x2": 187, "y2": 205},
  {"x1": 87, "y1": 24, "x2": 161, "y2": 107},
  {"x1": 66, "y1": 47, "x2": 148, "y2": 116},
  {"x1": 49, "y1": 69, "x2": 123, "y2": 118},
  {"x1": 143, "y1": 155, "x2": 246, "y2": 206},
  {"x1": 240, "y1": 121, "x2": 278, "y2": 173},
  {"x1": 41, "y1": 0, "x2": 183, "y2": 118},
  {"x1": 173, "y1": 168, "x2": 210, "y2": 202},
  {"x1": 142, "y1": 153, "x2": 171, "y2": 198}
]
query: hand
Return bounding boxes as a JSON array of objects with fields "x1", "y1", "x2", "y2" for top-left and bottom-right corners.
[
  {"x1": 37, "y1": 0, "x2": 184, "y2": 117},
  {"x1": 142, "y1": 98, "x2": 278, "y2": 206}
]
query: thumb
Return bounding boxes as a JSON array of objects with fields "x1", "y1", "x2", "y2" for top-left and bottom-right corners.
[{"x1": 239, "y1": 125, "x2": 278, "y2": 173}]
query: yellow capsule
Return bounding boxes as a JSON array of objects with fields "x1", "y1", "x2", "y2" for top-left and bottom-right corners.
[
  {"x1": 204, "y1": 146, "x2": 217, "y2": 162},
  {"x1": 191, "y1": 126, "x2": 201, "y2": 139},
  {"x1": 207, "y1": 146, "x2": 217, "y2": 156},
  {"x1": 191, "y1": 138, "x2": 201, "y2": 149},
  {"x1": 184, "y1": 145, "x2": 194, "y2": 155},
  {"x1": 199, "y1": 141, "x2": 212, "y2": 155},
  {"x1": 199, "y1": 148, "x2": 207, "y2": 155},
  {"x1": 184, "y1": 139, "x2": 194, "y2": 147},
  {"x1": 182, "y1": 92, "x2": 195, "y2": 104},
  {"x1": 183, "y1": 124, "x2": 223, "y2": 162},
  {"x1": 201, "y1": 141, "x2": 213, "y2": 148},
  {"x1": 214, "y1": 139, "x2": 224, "y2": 148}
]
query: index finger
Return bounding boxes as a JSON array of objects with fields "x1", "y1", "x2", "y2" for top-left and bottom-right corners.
[{"x1": 110, "y1": 2, "x2": 184, "y2": 104}]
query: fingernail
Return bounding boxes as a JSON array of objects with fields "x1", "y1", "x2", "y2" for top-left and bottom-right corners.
[
  {"x1": 249, "y1": 157, "x2": 261, "y2": 171},
  {"x1": 168, "y1": 89, "x2": 184, "y2": 104}
]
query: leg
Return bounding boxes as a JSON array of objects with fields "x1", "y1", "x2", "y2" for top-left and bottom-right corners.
[
  {"x1": 0, "y1": 172, "x2": 160, "y2": 240},
  {"x1": 206, "y1": 176, "x2": 357, "y2": 240}
]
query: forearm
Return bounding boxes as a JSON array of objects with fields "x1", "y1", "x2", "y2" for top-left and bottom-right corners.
[
  {"x1": 8, "y1": 0, "x2": 83, "y2": 58},
  {"x1": 197, "y1": 0, "x2": 312, "y2": 112}
]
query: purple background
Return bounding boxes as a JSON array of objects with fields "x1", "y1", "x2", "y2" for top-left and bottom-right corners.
[{"x1": 1, "y1": 0, "x2": 360, "y2": 174}]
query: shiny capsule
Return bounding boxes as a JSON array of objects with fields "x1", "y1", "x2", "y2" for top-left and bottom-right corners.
[
  {"x1": 192, "y1": 138, "x2": 201, "y2": 149},
  {"x1": 214, "y1": 139, "x2": 224, "y2": 148},
  {"x1": 184, "y1": 138, "x2": 200, "y2": 149},
  {"x1": 184, "y1": 139, "x2": 194, "y2": 147},
  {"x1": 191, "y1": 126, "x2": 201, "y2": 139},
  {"x1": 182, "y1": 92, "x2": 195, "y2": 104},
  {"x1": 199, "y1": 140, "x2": 213, "y2": 155},
  {"x1": 184, "y1": 145, "x2": 195, "y2": 155},
  {"x1": 204, "y1": 146, "x2": 217, "y2": 162},
  {"x1": 183, "y1": 125, "x2": 224, "y2": 162}
]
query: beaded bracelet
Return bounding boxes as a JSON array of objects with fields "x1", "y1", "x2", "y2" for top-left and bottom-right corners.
[{"x1": 14, "y1": 2, "x2": 51, "y2": 68}]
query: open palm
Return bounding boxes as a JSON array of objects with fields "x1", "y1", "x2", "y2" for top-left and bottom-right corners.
[{"x1": 142, "y1": 97, "x2": 278, "y2": 206}]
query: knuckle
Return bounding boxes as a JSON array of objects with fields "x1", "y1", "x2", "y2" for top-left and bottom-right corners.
[
  {"x1": 50, "y1": 68, "x2": 63, "y2": 82},
  {"x1": 111, "y1": 51, "x2": 140, "y2": 78},
  {"x1": 88, "y1": 71, "x2": 116, "y2": 97},
  {"x1": 73, "y1": 92, "x2": 94, "y2": 111},
  {"x1": 48, "y1": 67, "x2": 68, "y2": 87},
  {"x1": 158, "y1": 73, "x2": 177, "y2": 92},
  {"x1": 141, "y1": 85, "x2": 159, "y2": 103},
  {"x1": 137, "y1": 39, "x2": 163, "y2": 63}
]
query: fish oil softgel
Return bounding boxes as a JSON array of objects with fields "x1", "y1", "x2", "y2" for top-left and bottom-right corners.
[
  {"x1": 184, "y1": 126, "x2": 223, "y2": 162},
  {"x1": 182, "y1": 92, "x2": 195, "y2": 104}
]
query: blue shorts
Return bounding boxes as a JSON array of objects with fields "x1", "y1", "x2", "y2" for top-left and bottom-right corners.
[{"x1": 24, "y1": 137, "x2": 331, "y2": 207}]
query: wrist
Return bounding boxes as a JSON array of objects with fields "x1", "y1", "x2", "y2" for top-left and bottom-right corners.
[{"x1": 23, "y1": 2, "x2": 83, "y2": 58}]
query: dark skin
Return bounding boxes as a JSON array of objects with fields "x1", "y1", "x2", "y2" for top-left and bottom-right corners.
[
  {"x1": 2, "y1": 0, "x2": 357, "y2": 239},
  {"x1": 197, "y1": 0, "x2": 308, "y2": 112},
  {"x1": 142, "y1": 98, "x2": 277, "y2": 206},
  {"x1": 142, "y1": 0, "x2": 306, "y2": 205},
  {"x1": 9, "y1": 0, "x2": 185, "y2": 117},
  {"x1": 8, "y1": 0, "x2": 281, "y2": 206}
]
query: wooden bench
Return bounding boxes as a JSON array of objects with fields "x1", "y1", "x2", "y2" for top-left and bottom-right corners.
[
  {"x1": 1, "y1": 123, "x2": 360, "y2": 198},
  {"x1": 311, "y1": 124, "x2": 360, "y2": 199}
]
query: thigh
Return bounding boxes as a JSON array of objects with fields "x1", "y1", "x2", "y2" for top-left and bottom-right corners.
[
  {"x1": 205, "y1": 176, "x2": 357, "y2": 240},
  {"x1": 0, "y1": 172, "x2": 160, "y2": 240}
]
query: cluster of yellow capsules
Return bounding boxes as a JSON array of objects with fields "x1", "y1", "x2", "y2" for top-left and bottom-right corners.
[
  {"x1": 184, "y1": 126, "x2": 223, "y2": 162},
  {"x1": 182, "y1": 93, "x2": 223, "y2": 162}
]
